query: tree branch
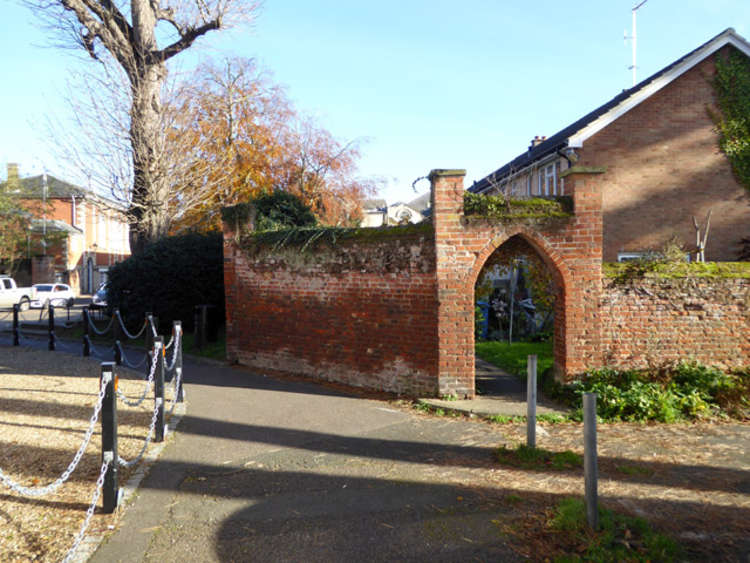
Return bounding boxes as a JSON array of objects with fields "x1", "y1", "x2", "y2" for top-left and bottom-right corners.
[{"x1": 153, "y1": 19, "x2": 221, "y2": 63}]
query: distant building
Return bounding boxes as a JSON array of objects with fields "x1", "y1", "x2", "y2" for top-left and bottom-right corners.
[
  {"x1": 1, "y1": 163, "x2": 130, "y2": 293},
  {"x1": 361, "y1": 192, "x2": 431, "y2": 227}
]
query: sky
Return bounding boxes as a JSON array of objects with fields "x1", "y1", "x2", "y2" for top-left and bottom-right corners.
[{"x1": 1, "y1": 1, "x2": 749, "y2": 205}]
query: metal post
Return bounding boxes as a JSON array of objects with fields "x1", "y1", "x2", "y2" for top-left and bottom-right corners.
[
  {"x1": 174, "y1": 321, "x2": 184, "y2": 403},
  {"x1": 114, "y1": 340, "x2": 122, "y2": 366},
  {"x1": 12, "y1": 304, "x2": 19, "y2": 346},
  {"x1": 526, "y1": 354, "x2": 537, "y2": 448},
  {"x1": 101, "y1": 362, "x2": 119, "y2": 513},
  {"x1": 583, "y1": 392, "x2": 599, "y2": 530},
  {"x1": 194, "y1": 305, "x2": 206, "y2": 351},
  {"x1": 154, "y1": 336, "x2": 165, "y2": 442},
  {"x1": 83, "y1": 308, "x2": 90, "y2": 356},
  {"x1": 145, "y1": 312, "x2": 154, "y2": 352},
  {"x1": 112, "y1": 308, "x2": 121, "y2": 343},
  {"x1": 48, "y1": 304, "x2": 55, "y2": 351}
]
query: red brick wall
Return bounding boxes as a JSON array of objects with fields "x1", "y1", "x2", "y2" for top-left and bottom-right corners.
[
  {"x1": 224, "y1": 227, "x2": 439, "y2": 396},
  {"x1": 579, "y1": 47, "x2": 750, "y2": 262},
  {"x1": 601, "y1": 277, "x2": 750, "y2": 370},
  {"x1": 431, "y1": 168, "x2": 605, "y2": 396}
]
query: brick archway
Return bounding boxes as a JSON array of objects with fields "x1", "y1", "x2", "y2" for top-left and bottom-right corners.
[
  {"x1": 430, "y1": 168, "x2": 605, "y2": 398},
  {"x1": 468, "y1": 229, "x2": 570, "y2": 385}
]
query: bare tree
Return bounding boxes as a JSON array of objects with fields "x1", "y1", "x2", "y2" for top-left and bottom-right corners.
[{"x1": 25, "y1": 0, "x2": 257, "y2": 253}]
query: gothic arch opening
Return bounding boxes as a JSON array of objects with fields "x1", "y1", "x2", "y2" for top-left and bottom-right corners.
[{"x1": 472, "y1": 233, "x2": 566, "y2": 397}]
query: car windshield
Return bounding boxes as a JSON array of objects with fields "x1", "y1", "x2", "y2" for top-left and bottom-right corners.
[{"x1": 34, "y1": 285, "x2": 53, "y2": 292}]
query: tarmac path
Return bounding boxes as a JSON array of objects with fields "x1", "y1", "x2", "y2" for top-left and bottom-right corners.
[{"x1": 89, "y1": 360, "x2": 525, "y2": 562}]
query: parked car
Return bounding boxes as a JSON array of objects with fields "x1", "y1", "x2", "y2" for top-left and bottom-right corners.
[
  {"x1": 90, "y1": 282, "x2": 108, "y2": 310},
  {"x1": 0, "y1": 276, "x2": 37, "y2": 311},
  {"x1": 31, "y1": 283, "x2": 76, "y2": 309}
]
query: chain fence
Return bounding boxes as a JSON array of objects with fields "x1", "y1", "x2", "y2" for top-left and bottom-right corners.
[
  {"x1": 0, "y1": 315, "x2": 185, "y2": 563},
  {"x1": 116, "y1": 350, "x2": 159, "y2": 407},
  {"x1": 0, "y1": 374, "x2": 108, "y2": 497},
  {"x1": 61, "y1": 458, "x2": 109, "y2": 563},
  {"x1": 118, "y1": 398, "x2": 161, "y2": 468},
  {"x1": 115, "y1": 310, "x2": 149, "y2": 340},
  {"x1": 86, "y1": 313, "x2": 115, "y2": 336}
]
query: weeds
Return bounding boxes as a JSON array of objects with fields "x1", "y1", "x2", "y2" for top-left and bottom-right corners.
[
  {"x1": 496, "y1": 444, "x2": 582, "y2": 471},
  {"x1": 550, "y1": 498, "x2": 680, "y2": 562}
]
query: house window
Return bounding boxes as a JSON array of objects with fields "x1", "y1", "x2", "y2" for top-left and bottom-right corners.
[
  {"x1": 538, "y1": 163, "x2": 557, "y2": 196},
  {"x1": 617, "y1": 252, "x2": 646, "y2": 262}
]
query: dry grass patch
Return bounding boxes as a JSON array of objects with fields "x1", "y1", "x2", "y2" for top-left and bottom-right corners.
[{"x1": 0, "y1": 346, "x2": 179, "y2": 562}]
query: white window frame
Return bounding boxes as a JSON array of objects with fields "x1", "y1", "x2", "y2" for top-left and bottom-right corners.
[
  {"x1": 538, "y1": 163, "x2": 557, "y2": 196},
  {"x1": 617, "y1": 252, "x2": 646, "y2": 262}
]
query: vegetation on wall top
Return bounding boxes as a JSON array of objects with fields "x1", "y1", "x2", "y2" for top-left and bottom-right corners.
[
  {"x1": 463, "y1": 192, "x2": 573, "y2": 222},
  {"x1": 603, "y1": 260, "x2": 750, "y2": 281},
  {"x1": 240, "y1": 221, "x2": 434, "y2": 253},
  {"x1": 712, "y1": 49, "x2": 750, "y2": 192}
]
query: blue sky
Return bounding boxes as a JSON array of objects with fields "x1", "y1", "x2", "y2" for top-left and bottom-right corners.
[{"x1": 1, "y1": 1, "x2": 749, "y2": 204}]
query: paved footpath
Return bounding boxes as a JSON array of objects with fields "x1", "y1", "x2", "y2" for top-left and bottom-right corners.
[{"x1": 89, "y1": 360, "x2": 525, "y2": 562}]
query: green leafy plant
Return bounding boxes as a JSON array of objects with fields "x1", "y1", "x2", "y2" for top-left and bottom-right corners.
[
  {"x1": 561, "y1": 362, "x2": 748, "y2": 422},
  {"x1": 712, "y1": 49, "x2": 750, "y2": 192}
]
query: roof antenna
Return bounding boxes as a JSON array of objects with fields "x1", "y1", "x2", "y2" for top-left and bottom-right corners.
[{"x1": 624, "y1": 0, "x2": 649, "y2": 87}]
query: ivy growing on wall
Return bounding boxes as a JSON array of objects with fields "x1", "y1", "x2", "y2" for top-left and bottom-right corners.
[{"x1": 713, "y1": 49, "x2": 750, "y2": 191}]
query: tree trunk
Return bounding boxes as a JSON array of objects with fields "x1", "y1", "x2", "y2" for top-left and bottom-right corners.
[{"x1": 129, "y1": 1, "x2": 170, "y2": 254}]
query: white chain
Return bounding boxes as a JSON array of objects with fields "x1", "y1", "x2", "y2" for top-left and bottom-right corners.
[
  {"x1": 167, "y1": 367, "x2": 183, "y2": 417},
  {"x1": 115, "y1": 311, "x2": 148, "y2": 340},
  {"x1": 150, "y1": 319, "x2": 158, "y2": 338},
  {"x1": 118, "y1": 398, "x2": 161, "y2": 468},
  {"x1": 165, "y1": 328, "x2": 181, "y2": 372},
  {"x1": 87, "y1": 313, "x2": 114, "y2": 336},
  {"x1": 0, "y1": 375, "x2": 108, "y2": 497},
  {"x1": 116, "y1": 351, "x2": 159, "y2": 407},
  {"x1": 117, "y1": 341, "x2": 149, "y2": 370},
  {"x1": 61, "y1": 459, "x2": 109, "y2": 563}
]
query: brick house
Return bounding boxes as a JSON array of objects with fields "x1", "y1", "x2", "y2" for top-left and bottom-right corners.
[
  {"x1": 469, "y1": 28, "x2": 750, "y2": 263},
  {"x1": 2, "y1": 163, "x2": 131, "y2": 293}
]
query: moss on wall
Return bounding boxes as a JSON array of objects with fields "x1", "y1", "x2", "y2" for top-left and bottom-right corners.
[{"x1": 604, "y1": 261, "x2": 750, "y2": 281}]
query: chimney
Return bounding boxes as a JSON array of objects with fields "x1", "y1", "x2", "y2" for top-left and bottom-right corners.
[
  {"x1": 528, "y1": 136, "x2": 547, "y2": 149},
  {"x1": 6, "y1": 163, "x2": 19, "y2": 190}
]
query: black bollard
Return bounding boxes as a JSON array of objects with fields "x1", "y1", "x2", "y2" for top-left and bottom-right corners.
[
  {"x1": 101, "y1": 362, "x2": 119, "y2": 513},
  {"x1": 114, "y1": 340, "x2": 122, "y2": 366},
  {"x1": 83, "y1": 308, "x2": 90, "y2": 356},
  {"x1": 48, "y1": 304, "x2": 55, "y2": 351},
  {"x1": 154, "y1": 336, "x2": 165, "y2": 442},
  {"x1": 12, "y1": 304, "x2": 19, "y2": 346}
]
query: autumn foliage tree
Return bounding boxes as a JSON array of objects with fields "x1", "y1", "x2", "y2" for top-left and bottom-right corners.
[{"x1": 170, "y1": 58, "x2": 375, "y2": 232}]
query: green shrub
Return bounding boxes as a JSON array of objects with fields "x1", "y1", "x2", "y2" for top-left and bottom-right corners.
[
  {"x1": 107, "y1": 232, "x2": 224, "y2": 333},
  {"x1": 253, "y1": 191, "x2": 317, "y2": 231},
  {"x1": 562, "y1": 362, "x2": 747, "y2": 422}
]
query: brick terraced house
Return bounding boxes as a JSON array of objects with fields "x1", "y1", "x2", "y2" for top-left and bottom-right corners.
[
  {"x1": 469, "y1": 28, "x2": 750, "y2": 263},
  {"x1": 1, "y1": 163, "x2": 130, "y2": 293}
]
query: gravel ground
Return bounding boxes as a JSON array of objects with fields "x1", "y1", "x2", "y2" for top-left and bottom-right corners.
[{"x1": 0, "y1": 346, "x2": 180, "y2": 562}]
